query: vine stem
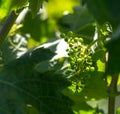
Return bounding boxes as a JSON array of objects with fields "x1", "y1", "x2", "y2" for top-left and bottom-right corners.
[
  {"x1": 108, "y1": 73, "x2": 119, "y2": 114},
  {"x1": 0, "y1": 9, "x2": 22, "y2": 47}
]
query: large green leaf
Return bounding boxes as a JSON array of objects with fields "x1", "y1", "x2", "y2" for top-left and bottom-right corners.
[
  {"x1": 58, "y1": 5, "x2": 95, "y2": 42},
  {"x1": 78, "y1": 73, "x2": 107, "y2": 100},
  {"x1": 105, "y1": 26, "x2": 120, "y2": 75},
  {"x1": 63, "y1": 88, "x2": 93, "y2": 112},
  {"x1": 84, "y1": 0, "x2": 120, "y2": 27},
  {"x1": 0, "y1": 47, "x2": 73, "y2": 114},
  {"x1": 106, "y1": 40, "x2": 120, "y2": 74}
]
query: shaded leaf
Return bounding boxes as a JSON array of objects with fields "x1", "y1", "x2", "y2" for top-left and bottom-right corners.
[
  {"x1": 35, "y1": 60, "x2": 52, "y2": 73},
  {"x1": 85, "y1": 0, "x2": 120, "y2": 27},
  {"x1": 106, "y1": 38, "x2": 120, "y2": 75},
  {"x1": 0, "y1": 47, "x2": 74, "y2": 114},
  {"x1": 2, "y1": 47, "x2": 55, "y2": 73},
  {"x1": 63, "y1": 88, "x2": 93, "y2": 111},
  {"x1": 106, "y1": 26, "x2": 120, "y2": 75},
  {"x1": 20, "y1": 11, "x2": 55, "y2": 42}
]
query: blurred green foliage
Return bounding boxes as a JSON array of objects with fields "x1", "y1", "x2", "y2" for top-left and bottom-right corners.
[{"x1": 0, "y1": 0, "x2": 120, "y2": 114}]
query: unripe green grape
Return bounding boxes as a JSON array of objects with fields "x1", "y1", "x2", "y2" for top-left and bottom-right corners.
[
  {"x1": 66, "y1": 48, "x2": 69, "y2": 52},
  {"x1": 86, "y1": 67, "x2": 90, "y2": 71},
  {"x1": 64, "y1": 38, "x2": 68, "y2": 42},
  {"x1": 69, "y1": 39, "x2": 74, "y2": 44},
  {"x1": 67, "y1": 64, "x2": 71, "y2": 69},
  {"x1": 68, "y1": 53, "x2": 71, "y2": 56},
  {"x1": 67, "y1": 31, "x2": 73, "y2": 37},
  {"x1": 77, "y1": 58, "x2": 82, "y2": 63},
  {"x1": 87, "y1": 56, "x2": 91, "y2": 60},
  {"x1": 90, "y1": 67, "x2": 95, "y2": 72},
  {"x1": 74, "y1": 48, "x2": 79, "y2": 53},
  {"x1": 74, "y1": 37, "x2": 79, "y2": 42},
  {"x1": 78, "y1": 38, "x2": 83, "y2": 42},
  {"x1": 60, "y1": 33, "x2": 66, "y2": 38},
  {"x1": 69, "y1": 43, "x2": 73, "y2": 47},
  {"x1": 80, "y1": 52, "x2": 84, "y2": 57}
]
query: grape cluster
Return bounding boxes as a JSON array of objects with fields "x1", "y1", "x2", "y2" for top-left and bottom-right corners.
[{"x1": 60, "y1": 31, "x2": 95, "y2": 92}]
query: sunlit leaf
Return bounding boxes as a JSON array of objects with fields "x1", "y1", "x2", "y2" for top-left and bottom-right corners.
[
  {"x1": 46, "y1": 0, "x2": 79, "y2": 19},
  {"x1": 0, "y1": 0, "x2": 11, "y2": 18},
  {"x1": 78, "y1": 74, "x2": 107, "y2": 100}
]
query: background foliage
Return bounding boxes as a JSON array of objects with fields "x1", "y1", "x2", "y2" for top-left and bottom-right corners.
[{"x1": 0, "y1": 0, "x2": 120, "y2": 114}]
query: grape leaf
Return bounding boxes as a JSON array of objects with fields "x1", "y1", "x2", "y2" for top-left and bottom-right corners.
[
  {"x1": 84, "y1": 0, "x2": 120, "y2": 27},
  {"x1": 106, "y1": 38, "x2": 120, "y2": 75},
  {"x1": 105, "y1": 26, "x2": 120, "y2": 75},
  {"x1": 0, "y1": 47, "x2": 74, "y2": 114},
  {"x1": 63, "y1": 88, "x2": 93, "y2": 111},
  {"x1": 58, "y1": 5, "x2": 95, "y2": 42},
  {"x1": 78, "y1": 73, "x2": 107, "y2": 100}
]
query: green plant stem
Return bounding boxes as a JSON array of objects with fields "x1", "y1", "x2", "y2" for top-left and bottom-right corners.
[
  {"x1": 108, "y1": 73, "x2": 119, "y2": 114},
  {"x1": 0, "y1": 11, "x2": 19, "y2": 47}
]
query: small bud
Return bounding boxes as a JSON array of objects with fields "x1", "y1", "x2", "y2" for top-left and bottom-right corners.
[
  {"x1": 90, "y1": 67, "x2": 95, "y2": 72},
  {"x1": 67, "y1": 31, "x2": 73, "y2": 37},
  {"x1": 60, "y1": 33, "x2": 66, "y2": 38}
]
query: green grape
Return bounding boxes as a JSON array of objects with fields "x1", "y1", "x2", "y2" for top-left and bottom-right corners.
[
  {"x1": 67, "y1": 31, "x2": 73, "y2": 37},
  {"x1": 66, "y1": 49, "x2": 69, "y2": 52},
  {"x1": 64, "y1": 38, "x2": 68, "y2": 42},
  {"x1": 78, "y1": 38, "x2": 83, "y2": 42},
  {"x1": 10, "y1": 0, "x2": 29, "y2": 10},
  {"x1": 77, "y1": 58, "x2": 82, "y2": 63},
  {"x1": 80, "y1": 52, "x2": 84, "y2": 57},
  {"x1": 90, "y1": 67, "x2": 95, "y2": 72},
  {"x1": 86, "y1": 67, "x2": 90, "y2": 71},
  {"x1": 74, "y1": 37, "x2": 79, "y2": 42},
  {"x1": 69, "y1": 43, "x2": 73, "y2": 47},
  {"x1": 60, "y1": 33, "x2": 66, "y2": 38},
  {"x1": 87, "y1": 56, "x2": 92, "y2": 60}
]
